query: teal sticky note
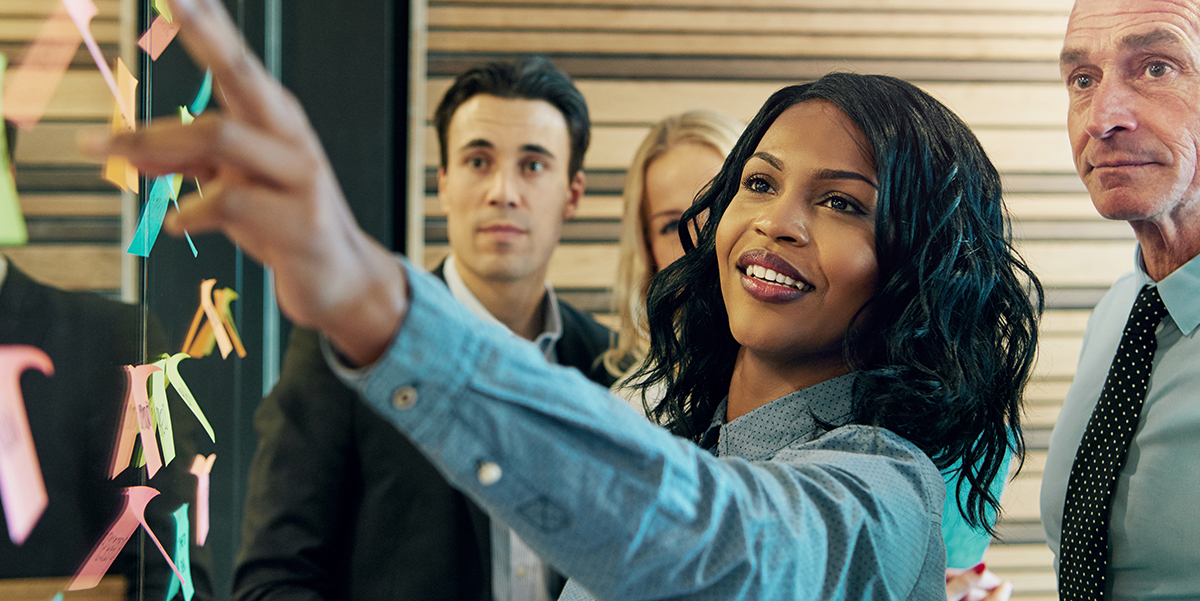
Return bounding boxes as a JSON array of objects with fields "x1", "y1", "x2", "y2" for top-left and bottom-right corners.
[
  {"x1": 50, "y1": 593, "x2": 63, "y2": 601},
  {"x1": 0, "y1": 54, "x2": 29, "y2": 247},
  {"x1": 165, "y1": 504, "x2": 194, "y2": 601},
  {"x1": 127, "y1": 176, "x2": 173, "y2": 257},
  {"x1": 189, "y1": 70, "x2": 212, "y2": 116}
]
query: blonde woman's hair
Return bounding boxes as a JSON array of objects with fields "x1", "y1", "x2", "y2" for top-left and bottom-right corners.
[{"x1": 602, "y1": 110, "x2": 743, "y2": 378}]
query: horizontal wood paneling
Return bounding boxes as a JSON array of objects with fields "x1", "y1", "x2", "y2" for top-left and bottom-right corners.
[
  {"x1": 5, "y1": 244, "x2": 122, "y2": 291},
  {"x1": 435, "y1": 0, "x2": 1073, "y2": 15}
]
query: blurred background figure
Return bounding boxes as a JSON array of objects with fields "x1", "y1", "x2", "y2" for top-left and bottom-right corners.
[{"x1": 602, "y1": 111, "x2": 743, "y2": 396}]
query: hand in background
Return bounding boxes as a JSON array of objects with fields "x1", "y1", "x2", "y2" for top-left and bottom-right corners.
[
  {"x1": 82, "y1": 0, "x2": 406, "y2": 366},
  {"x1": 946, "y1": 564, "x2": 1013, "y2": 601}
]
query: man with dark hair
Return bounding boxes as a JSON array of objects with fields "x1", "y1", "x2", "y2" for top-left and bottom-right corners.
[{"x1": 233, "y1": 57, "x2": 613, "y2": 601}]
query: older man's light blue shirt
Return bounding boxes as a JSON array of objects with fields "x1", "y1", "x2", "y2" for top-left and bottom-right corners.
[
  {"x1": 1042, "y1": 247, "x2": 1200, "y2": 600},
  {"x1": 331, "y1": 260, "x2": 946, "y2": 600}
]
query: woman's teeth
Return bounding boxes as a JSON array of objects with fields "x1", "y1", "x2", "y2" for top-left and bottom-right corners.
[{"x1": 746, "y1": 264, "x2": 808, "y2": 290}]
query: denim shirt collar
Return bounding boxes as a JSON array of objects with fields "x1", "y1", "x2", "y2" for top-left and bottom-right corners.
[{"x1": 703, "y1": 373, "x2": 858, "y2": 462}]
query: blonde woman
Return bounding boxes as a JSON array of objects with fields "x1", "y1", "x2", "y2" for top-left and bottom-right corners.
[{"x1": 603, "y1": 111, "x2": 743, "y2": 389}]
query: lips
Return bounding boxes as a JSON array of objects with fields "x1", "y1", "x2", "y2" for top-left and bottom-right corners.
[
  {"x1": 735, "y1": 249, "x2": 814, "y2": 303},
  {"x1": 477, "y1": 222, "x2": 527, "y2": 236}
]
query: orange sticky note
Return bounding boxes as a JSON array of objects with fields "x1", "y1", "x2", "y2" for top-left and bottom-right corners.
[
  {"x1": 109, "y1": 364, "x2": 160, "y2": 478},
  {"x1": 213, "y1": 288, "x2": 247, "y2": 358},
  {"x1": 62, "y1": 0, "x2": 132, "y2": 128},
  {"x1": 137, "y1": 15, "x2": 180, "y2": 61},
  {"x1": 0, "y1": 345, "x2": 54, "y2": 545},
  {"x1": 102, "y1": 58, "x2": 139, "y2": 194},
  {"x1": 189, "y1": 455, "x2": 214, "y2": 547},
  {"x1": 182, "y1": 280, "x2": 235, "y2": 359},
  {"x1": 2, "y1": 4, "x2": 82, "y2": 130},
  {"x1": 68, "y1": 486, "x2": 184, "y2": 591}
]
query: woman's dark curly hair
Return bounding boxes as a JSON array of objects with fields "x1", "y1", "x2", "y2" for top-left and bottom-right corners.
[{"x1": 632, "y1": 72, "x2": 1043, "y2": 533}]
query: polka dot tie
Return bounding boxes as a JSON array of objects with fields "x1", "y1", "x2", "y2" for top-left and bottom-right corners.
[{"x1": 1059, "y1": 285, "x2": 1168, "y2": 600}]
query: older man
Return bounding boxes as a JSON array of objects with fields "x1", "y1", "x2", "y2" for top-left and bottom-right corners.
[{"x1": 1041, "y1": 0, "x2": 1200, "y2": 599}]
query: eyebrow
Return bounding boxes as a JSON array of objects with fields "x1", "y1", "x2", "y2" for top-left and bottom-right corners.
[
  {"x1": 1061, "y1": 28, "x2": 1188, "y2": 66},
  {"x1": 459, "y1": 139, "x2": 555, "y2": 159},
  {"x1": 749, "y1": 152, "x2": 877, "y2": 188}
]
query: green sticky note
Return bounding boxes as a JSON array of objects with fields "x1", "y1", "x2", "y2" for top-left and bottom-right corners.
[
  {"x1": 166, "y1": 353, "x2": 214, "y2": 442},
  {"x1": 153, "y1": 0, "x2": 173, "y2": 23},
  {"x1": 150, "y1": 357, "x2": 177, "y2": 466},
  {"x1": 0, "y1": 54, "x2": 29, "y2": 246}
]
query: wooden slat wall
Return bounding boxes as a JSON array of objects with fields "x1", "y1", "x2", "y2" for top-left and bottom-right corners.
[
  {"x1": 2, "y1": 0, "x2": 125, "y2": 296},
  {"x1": 423, "y1": 2, "x2": 1116, "y2": 598}
]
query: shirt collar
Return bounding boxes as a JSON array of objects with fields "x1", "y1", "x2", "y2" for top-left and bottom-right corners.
[
  {"x1": 1134, "y1": 245, "x2": 1200, "y2": 336},
  {"x1": 711, "y1": 373, "x2": 857, "y2": 462},
  {"x1": 442, "y1": 254, "x2": 564, "y2": 358}
]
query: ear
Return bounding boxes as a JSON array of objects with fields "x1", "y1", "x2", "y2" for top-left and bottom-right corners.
[
  {"x1": 436, "y1": 166, "x2": 448, "y2": 211},
  {"x1": 563, "y1": 170, "x2": 585, "y2": 220}
]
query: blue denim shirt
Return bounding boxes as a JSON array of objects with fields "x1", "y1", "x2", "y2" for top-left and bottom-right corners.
[{"x1": 330, "y1": 261, "x2": 946, "y2": 600}]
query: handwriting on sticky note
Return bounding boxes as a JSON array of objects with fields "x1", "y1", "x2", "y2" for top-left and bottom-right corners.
[
  {"x1": 148, "y1": 358, "x2": 175, "y2": 468},
  {"x1": 0, "y1": 346, "x2": 54, "y2": 545},
  {"x1": 103, "y1": 58, "x2": 139, "y2": 194},
  {"x1": 69, "y1": 486, "x2": 184, "y2": 591},
  {"x1": 3, "y1": 4, "x2": 82, "y2": 130},
  {"x1": 165, "y1": 504, "x2": 195, "y2": 601},
  {"x1": 110, "y1": 364, "x2": 160, "y2": 478},
  {"x1": 137, "y1": 15, "x2": 180, "y2": 61},
  {"x1": 165, "y1": 354, "x2": 214, "y2": 442},
  {"x1": 0, "y1": 55, "x2": 29, "y2": 247},
  {"x1": 62, "y1": 0, "x2": 132, "y2": 128},
  {"x1": 189, "y1": 455, "x2": 215, "y2": 547},
  {"x1": 127, "y1": 177, "x2": 173, "y2": 257}
]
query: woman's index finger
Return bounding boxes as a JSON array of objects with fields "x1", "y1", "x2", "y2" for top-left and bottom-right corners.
[{"x1": 166, "y1": 0, "x2": 300, "y2": 135}]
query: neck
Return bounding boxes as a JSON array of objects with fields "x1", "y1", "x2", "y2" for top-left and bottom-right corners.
[
  {"x1": 457, "y1": 265, "x2": 547, "y2": 341},
  {"x1": 1131, "y1": 216, "x2": 1200, "y2": 282},
  {"x1": 725, "y1": 348, "x2": 848, "y2": 422}
]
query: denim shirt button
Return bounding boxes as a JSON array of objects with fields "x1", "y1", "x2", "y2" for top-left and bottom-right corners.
[
  {"x1": 392, "y1": 386, "x2": 417, "y2": 410},
  {"x1": 477, "y1": 461, "x2": 502, "y2": 486}
]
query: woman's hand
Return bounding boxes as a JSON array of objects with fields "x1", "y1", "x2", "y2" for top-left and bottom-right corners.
[
  {"x1": 82, "y1": 0, "x2": 406, "y2": 366},
  {"x1": 946, "y1": 564, "x2": 1013, "y2": 601}
]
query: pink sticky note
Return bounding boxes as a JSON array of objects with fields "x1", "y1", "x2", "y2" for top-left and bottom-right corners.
[
  {"x1": 2, "y1": 4, "x2": 82, "y2": 130},
  {"x1": 109, "y1": 365, "x2": 160, "y2": 478},
  {"x1": 132, "y1": 366, "x2": 163, "y2": 479},
  {"x1": 69, "y1": 486, "x2": 184, "y2": 591},
  {"x1": 189, "y1": 454, "x2": 214, "y2": 546},
  {"x1": 137, "y1": 15, "x2": 181, "y2": 61},
  {"x1": 62, "y1": 0, "x2": 133, "y2": 127},
  {"x1": 199, "y1": 280, "x2": 234, "y2": 359},
  {"x1": 0, "y1": 346, "x2": 54, "y2": 545}
]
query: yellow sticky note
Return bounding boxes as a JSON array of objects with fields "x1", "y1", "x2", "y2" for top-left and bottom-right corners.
[
  {"x1": 0, "y1": 55, "x2": 28, "y2": 247},
  {"x1": 102, "y1": 58, "x2": 139, "y2": 193},
  {"x1": 153, "y1": 0, "x2": 174, "y2": 23}
]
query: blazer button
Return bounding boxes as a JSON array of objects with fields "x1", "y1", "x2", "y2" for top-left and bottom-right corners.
[
  {"x1": 392, "y1": 386, "x2": 417, "y2": 410},
  {"x1": 477, "y1": 461, "x2": 502, "y2": 486}
]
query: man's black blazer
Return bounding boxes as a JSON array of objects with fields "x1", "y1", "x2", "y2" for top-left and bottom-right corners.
[{"x1": 233, "y1": 263, "x2": 614, "y2": 601}]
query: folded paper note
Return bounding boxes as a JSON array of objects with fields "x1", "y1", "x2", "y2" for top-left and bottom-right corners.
[
  {"x1": 165, "y1": 504, "x2": 194, "y2": 601},
  {"x1": 62, "y1": 0, "x2": 132, "y2": 127},
  {"x1": 69, "y1": 486, "x2": 184, "y2": 591},
  {"x1": 189, "y1": 455, "x2": 214, "y2": 547},
  {"x1": 181, "y1": 280, "x2": 246, "y2": 359},
  {"x1": 0, "y1": 345, "x2": 54, "y2": 545},
  {"x1": 109, "y1": 364, "x2": 161, "y2": 478},
  {"x1": 137, "y1": 15, "x2": 181, "y2": 61}
]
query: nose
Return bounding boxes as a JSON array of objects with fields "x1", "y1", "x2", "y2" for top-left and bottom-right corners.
[
  {"x1": 1083, "y1": 77, "x2": 1138, "y2": 139},
  {"x1": 752, "y1": 198, "x2": 810, "y2": 246},
  {"x1": 485, "y1": 168, "x2": 520, "y2": 209}
]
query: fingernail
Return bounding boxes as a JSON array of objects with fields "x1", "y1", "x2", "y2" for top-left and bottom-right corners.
[
  {"x1": 76, "y1": 129, "x2": 112, "y2": 156},
  {"x1": 971, "y1": 562, "x2": 987, "y2": 575}
]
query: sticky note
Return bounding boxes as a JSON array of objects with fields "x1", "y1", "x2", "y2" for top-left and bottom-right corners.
[
  {"x1": 103, "y1": 58, "x2": 139, "y2": 194},
  {"x1": 137, "y1": 15, "x2": 181, "y2": 61},
  {"x1": 0, "y1": 55, "x2": 29, "y2": 247},
  {"x1": 153, "y1": 0, "x2": 174, "y2": 23},
  {"x1": 189, "y1": 70, "x2": 213, "y2": 116},
  {"x1": 213, "y1": 288, "x2": 247, "y2": 358},
  {"x1": 148, "y1": 358, "x2": 175, "y2": 467},
  {"x1": 69, "y1": 486, "x2": 184, "y2": 591},
  {"x1": 182, "y1": 280, "x2": 236, "y2": 359},
  {"x1": 164, "y1": 504, "x2": 194, "y2": 601},
  {"x1": 109, "y1": 364, "x2": 160, "y2": 478},
  {"x1": 3, "y1": 4, "x2": 82, "y2": 130},
  {"x1": 0, "y1": 345, "x2": 54, "y2": 545},
  {"x1": 189, "y1": 455, "x2": 214, "y2": 547},
  {"x1": 127, "y1": 176, "x2": 173, "y2": 257},
  {"x1": 51, "y1": 593, "x2": 63, "y2": 601},
  {"x1": 164, "y1": 354, "x2": 213, "y2": 443},
  {"x1": 62, "y1": 0, "x2": 132, "y2": 128}
]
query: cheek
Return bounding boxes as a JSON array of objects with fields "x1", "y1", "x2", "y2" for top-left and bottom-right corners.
[{"x1": 827, "y1": 233, "x2": 879, "y2": 303}]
